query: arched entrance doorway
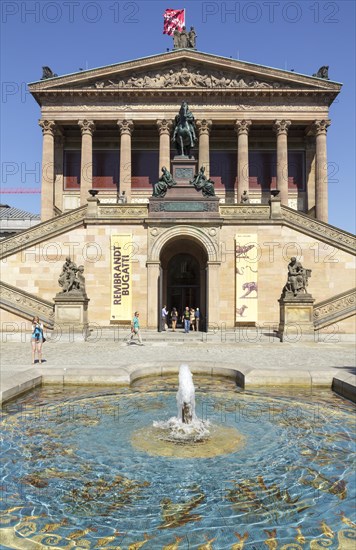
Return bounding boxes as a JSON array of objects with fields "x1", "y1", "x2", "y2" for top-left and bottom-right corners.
[{"x1": 160, "y1": 238, "x2": 208, "y2": 330}]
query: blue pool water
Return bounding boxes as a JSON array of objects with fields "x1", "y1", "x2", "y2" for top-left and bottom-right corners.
[{"x1": 0, "y1": 378, "x2": 355, "y2": 549}]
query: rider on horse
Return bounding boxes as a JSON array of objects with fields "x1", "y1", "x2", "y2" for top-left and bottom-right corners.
[{"x1": 172, "y1": 101, "x2": 197, "y2": 156}]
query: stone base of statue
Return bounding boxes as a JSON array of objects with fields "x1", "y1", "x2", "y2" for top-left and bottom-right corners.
[
  {"x1": 149, "y1": 195, "x2": 220, "y2": 218},
  {"x1": 278, "y1": 292, "x2": 315, "y2": 342},
  {"x1": 171, "y1": 156, "x2": 198, "y2": 185},
  {"x1": 54, "y1": 292, "x2": 90, "y2": 336}
]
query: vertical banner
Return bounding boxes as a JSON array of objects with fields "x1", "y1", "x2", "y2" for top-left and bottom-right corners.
[
  {"x1": 111, "y1": 234, "x2": 132, "y2": 321},
  {"x1": 235, "y1": 233, "x2": 258, "y2": 324}
]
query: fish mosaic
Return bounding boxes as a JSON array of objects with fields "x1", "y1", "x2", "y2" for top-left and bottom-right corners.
[{"x1": 1, "y1": 381, "x2": 355, "y2": 548}]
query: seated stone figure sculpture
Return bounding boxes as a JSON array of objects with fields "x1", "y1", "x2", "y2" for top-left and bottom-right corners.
[
  {"x1": 283, "y1": 257, "x2": 311, "y2": 297},
  {"x1": 190, "y1": 166, "x2": 215, "y2": 197},
  {"x1": 152, "y1": 167, "x2": 176, "y2": 198}
]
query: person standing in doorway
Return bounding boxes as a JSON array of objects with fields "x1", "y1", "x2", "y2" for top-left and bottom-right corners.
[
  {"x1": 171, "y1": 307, "x2": 178, "y2": 331},
  {"x1": 128, "y1": 311, "x2": 143, "y2": 345},
  {"x1": 161, "y1": 305, "x2": 168, "y2": 331},
  {"x1": 190, "y1": 308, "x2": 196, "y2": 331},
  {"x1": 195, "y1": 307, "x2": 201, "y2": 332},
  {"x1": 182, "y1": 306, "x2": 190, "y2": 333}
]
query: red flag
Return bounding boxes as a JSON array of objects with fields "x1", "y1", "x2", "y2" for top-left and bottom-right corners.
[{"x1": 163, "y1": 9, "x2": 185, "y2": 36}]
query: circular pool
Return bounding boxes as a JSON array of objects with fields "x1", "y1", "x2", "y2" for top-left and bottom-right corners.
[{"x1": 1, "y1": 376, "x2": 355, "y2": 549}]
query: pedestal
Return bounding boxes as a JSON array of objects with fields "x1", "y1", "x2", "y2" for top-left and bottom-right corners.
[
  {"x1": 171, "y1": 156, "x2": 197, "y2": 184},
  {"x1": 278, "y1": 293, "x2": 315, "y2": 342},
  {"x1": 54, "y1": 292, "x2": 90, "y2": 335}
]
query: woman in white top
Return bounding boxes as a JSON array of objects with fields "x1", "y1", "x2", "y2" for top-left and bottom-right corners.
[{"x1": 31, "y1": 316, "x2": 44, "y2": 364}]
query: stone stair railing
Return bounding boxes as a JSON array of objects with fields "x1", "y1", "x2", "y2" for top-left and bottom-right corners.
[
  {"x1": 281, "y1": 206, "x2": 356, "y2": 256},
  {"x1": 0, "y1": 205, "x2": 87, "y2": 260},
  {"x1": 314, "y1": 288, "x2": 356, "y2": 329},
  {"x1": 0, "y1": 281, "x2": 55, "y2": 328}
]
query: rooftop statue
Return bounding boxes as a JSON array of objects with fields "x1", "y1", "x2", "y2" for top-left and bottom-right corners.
[
  {"x1": 173, "y1": 26, "x2": 197, "y2": 49},
  {"x1": 172, "y1": 101, "x2": 197, "y2": 157},
  {"x1": 190, "y1": 166, "x2": 215, "y2": 197},
  {"x1": 312, "y1": 66, "x2": 329, "y2": 80},
  {"x1": 152, "y1": 167, "x2": 177, "y2": 198},
  {"x1": 41, "y1": 66, "x2": 58, "y2": 80}
]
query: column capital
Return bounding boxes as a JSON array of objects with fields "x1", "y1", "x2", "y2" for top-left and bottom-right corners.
[
  {"x1": 196, "y1": 119, "x2": 212, "y2": 135},
  {"x1": 234, "y1": 120, "x2": 252, "y2": 135},
  {"x1": 273, "y1": 120, "x2": 291, "y2": 135},
  {"x1": 156, "y1": 119, "x2": 173, "y2": 135},
  {"x1": 312, "y1": 119, "x2": 331, "y2": 136},
  {"x1": 39, "y1": 119, "x2": 56, "y2": 136},
  {"x1": 78, "y1": 119, "x2": 95, "y2": 136},
  {"x1": 117, "y1": 119, "x2": 134, "y2": 136}
]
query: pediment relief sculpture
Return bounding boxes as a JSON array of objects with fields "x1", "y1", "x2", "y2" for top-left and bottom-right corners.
[{"x1": 87, "y1": 64, "x2": 296, "y2": 91}]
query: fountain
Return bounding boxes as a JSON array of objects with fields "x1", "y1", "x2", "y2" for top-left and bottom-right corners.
[
  {"x1": 177, "y1": 363, "x2": 196, "y2": 424},
  {"x1": 151, "y1": 364, "x2": 212, "y2": 444},
  {"x1": 1, "y1": 373, "x2": 355, "y2": 548}
]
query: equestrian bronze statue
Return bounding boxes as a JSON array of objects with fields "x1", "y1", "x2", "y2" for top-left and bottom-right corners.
[{"x1": 172, "y1": 101, "x2": 197, "y2": 157}]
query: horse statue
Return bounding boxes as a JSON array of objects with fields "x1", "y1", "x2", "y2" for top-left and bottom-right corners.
[{"x1": 172, "y1": 101, "x2": 197, "y2": 157}]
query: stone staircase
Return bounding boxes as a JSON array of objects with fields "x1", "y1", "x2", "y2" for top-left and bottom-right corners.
[
  {"x1": 0, "y1": 205, "x2": 87, "y2": 260},
  {"x1": 0, "y1": 203, "x2": 354, "y2": 333},
  {"x1": 313, "y1": 288, "x2": 356, "y2": 329},
  {"x1": 0, "y1": 281, "x2": 55, "y2": 328},
  {"x1": 281, "y1": 205, "x2": 356, "y2": 255}
]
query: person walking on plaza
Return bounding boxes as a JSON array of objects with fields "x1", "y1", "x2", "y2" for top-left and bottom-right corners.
[
  {"x1": 190, "y1": 308, "x2": 196, "y2": 331},
  {"x1": 195, "y1": 307, "x2": 201, "y2": 332},
  {"x1": 128, "y1": 311, "x2": 143, "y2": 345},
  {"x1": 161, "y1": 305, "x2": 168, "y2": 331},
  {"x1": 31, "y1": 316, "x2": 44, "y2": 364},
  {"x1": 171, "y1": 307, "x2": 178, "y2": 331},
  {"x1": 182, "y1": 306, "x2": 190, "y2": 333}
]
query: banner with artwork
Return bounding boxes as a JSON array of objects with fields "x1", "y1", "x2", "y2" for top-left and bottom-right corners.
[
  {"x1": 111, "y1": 234, "x2": 132, "y2": 321},
  {"x1": 235, "y1": 234, "x2": 258, "y2": 323}
]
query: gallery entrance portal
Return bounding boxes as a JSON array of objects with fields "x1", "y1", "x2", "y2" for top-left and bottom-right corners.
[
  {"x1": 167, "y1": 253, "x2": 200, "y2": 314},
  {"x1": 159, "y1": 238, "x2": 208, "y2": 330}
]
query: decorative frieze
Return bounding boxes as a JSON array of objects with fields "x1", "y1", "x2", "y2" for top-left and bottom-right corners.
[
  {"x1": 97, "y1": 205, "x2": 147, "y2": 218},
  {"x1": 0, "y1": 281, "x2": 54, "y2": 326},
  {"x1": 281, "y1": 206, "x2": 356, "y2": 254},
  {"x1": 90, "y1": 64, "x2": 295, "y2": 90},
  {"x1": 314, "y1": 289, "x2": 356, "y2": 328},
  {"x1": 220, "y1": 205, "x2": 270, "y2": 218},
  {"x1": 0, "y1": 207, "x2": 87, "y2": 260}
]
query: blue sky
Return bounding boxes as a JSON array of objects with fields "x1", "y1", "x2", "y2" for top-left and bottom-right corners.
[{"x1": 1, "y1": 0, "x2": 355, "y2": 233}]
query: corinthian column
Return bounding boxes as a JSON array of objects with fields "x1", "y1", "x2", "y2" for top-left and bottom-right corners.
[
  {"x1": 196, "y1": 119, "x2": 212, "y2": 177},
  {"x1": 39, "y1": 119, "x2": 56, "y2": 221},
  {"x1": 312, "y1": 119, "x2": 331, "y2": 222},
  {"x1": 156, "y1": 119, "x2": 172, "y2": 175},
  {"x1": 78, "y1": 120, "x2": 95, "y2": 206},
  {"x1": 118, "y1": 120, "x2": 134, "y2": 201},
  {"x1": 235, "y1": 120, "x2": 252, "y2": 201},
  {"x1": 273, "y1": 120, "x2": 291, "y2": 206}
]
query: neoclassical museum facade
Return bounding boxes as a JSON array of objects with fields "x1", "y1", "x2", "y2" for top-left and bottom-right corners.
[{"x1": 1, "y1": 49, "x2": 355, "y2": 333}]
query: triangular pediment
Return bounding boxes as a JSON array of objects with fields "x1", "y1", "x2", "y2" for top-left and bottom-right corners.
[{"x1": 29, "y1": 49, "x2": 341, "y2": 98}]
